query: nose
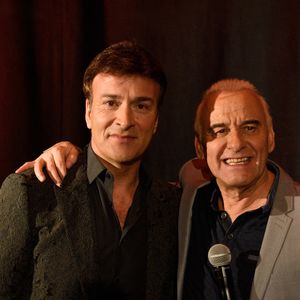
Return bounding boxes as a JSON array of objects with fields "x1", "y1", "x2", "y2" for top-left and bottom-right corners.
[
  {"x1": 226, "y1": 129, "x2": 245, "y2": 152},
  {"x1": 115, "y1": 104, "x2": 134, "y2": 129}
]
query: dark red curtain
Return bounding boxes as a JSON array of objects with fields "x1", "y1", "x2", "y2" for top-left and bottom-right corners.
[
  {"x1": 0, "y1": 0, "x2": 104, "y2": 183},
  {"x1": 1, "y1": 0, "x2": 300, "y2": 183}
]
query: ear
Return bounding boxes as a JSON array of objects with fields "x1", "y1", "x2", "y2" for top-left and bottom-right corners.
[
  {"x1": 194, "y1": 136, "x2": 205, "y2": 159},
  {"x1": 268, "y1": 127, "x2": 275, "y2": 153},
  {"x1": 85, "y1": 99, "x2": 92, "y2": 129},
  {"x1": 153, "y1": 114, "x2": 159, "y2": 134}
]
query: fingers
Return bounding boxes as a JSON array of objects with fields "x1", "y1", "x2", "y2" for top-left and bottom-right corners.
[
  {"x1": 33, "y1": 158, "x2": 47, "y2": 182},
  {"x1": 40, "y1": 150, "x2": 65, "y2": 186},
  {"x1": 15, "y1": 151, "x2": 64, "y2": 186},
  {"x1": 65, "y1": 146, "x2": 81, "y2": 169},
  {"x1": 40, "y1": 141, "x2": 80, "y2": 186},
  {"x1": 14, "y1": 141, "x2": 81, "y2": 186},
  {"x1": 15, "y1": 161, "x2": 35, "y2": 174},
  {"x1": 15, "y1": 157, "x2": 49, "y2": 183},
  {"x1": 47, "y1": 146, "x2": 68, "y2": 179}
]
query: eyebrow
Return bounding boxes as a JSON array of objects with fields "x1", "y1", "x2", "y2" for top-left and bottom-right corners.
[
  {"x1": 101, "y1": 94, "x2": 120, "y2": 100},
  {"x1": 101, "y1": 94, "x2": 154, "y2": 101},
  {"x1": 240, "y1": 119, "x2": 261, "y2": 126},
  {"x1": 132, "y1": 97, "x2": 154, "y2": 102},
  {"x1": 208, "y1": 119, "x2": 261, "y2": 131},
  {"x1": 209, "y1": 123, "x2": 226, "y2": 130}
]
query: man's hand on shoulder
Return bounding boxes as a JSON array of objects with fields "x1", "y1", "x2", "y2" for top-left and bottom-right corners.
[{"x1": 15, "y1": 141, "x2": 81, "y2": 186}]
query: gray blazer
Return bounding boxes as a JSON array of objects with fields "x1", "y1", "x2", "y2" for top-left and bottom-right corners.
[
  {"x1": 177, "y1": 161, "x2": 300, "y2": 300},
  {"x1": 0, "y1": 150, "x2": 180, "y2": 300}
]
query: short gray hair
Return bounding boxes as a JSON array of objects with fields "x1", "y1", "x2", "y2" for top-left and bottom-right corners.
[{"x1": 194, "y1": 78, "x2": 273, "y2": 154}]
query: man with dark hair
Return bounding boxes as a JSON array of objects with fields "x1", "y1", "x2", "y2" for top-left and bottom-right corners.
[{"x1": 0, "y1": 41, "x2": 180, "y2": 299}]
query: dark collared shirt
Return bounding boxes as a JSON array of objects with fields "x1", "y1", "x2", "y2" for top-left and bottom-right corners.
[
  {"x1": 87, "y1": 146, "x2": 150, "y2": 300},
  {"x1": 183, "y1": 162, "x2": 280, "y2": 300}
]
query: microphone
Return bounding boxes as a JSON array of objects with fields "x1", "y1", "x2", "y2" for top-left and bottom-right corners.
[{"x1": 208, "y1": 244, "x2": 235, "y2": 300}]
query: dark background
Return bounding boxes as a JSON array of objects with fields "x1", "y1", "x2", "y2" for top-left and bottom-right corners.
[{"x1": 1, "y1": 0, "x2": 300, "y2": 183}]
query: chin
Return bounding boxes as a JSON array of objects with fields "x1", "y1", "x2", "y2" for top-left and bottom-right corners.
[
  {"x1": 115, "y1": 154, "x2": 142, "y2": 165},
  {"x1": 219, "y1": 175, "x2": 254, "y2": 187}
]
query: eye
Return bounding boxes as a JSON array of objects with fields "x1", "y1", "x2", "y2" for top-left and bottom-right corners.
[
  {"x1": 242, "y1": 125, "x2": 257, "y2": 133},
  {"x1": 106, "y1": 100, "x2": 116, "y2": 106},
  {"x1": 214, "y1": 127, "x2": 229, "y2": 137},
  {"x1": 133, "y1": 101, "x2": 153, "y2": 112},
  {"x1": 103, "y1": 100, "x2": 119, "y2": 109},
  {"x1": 216, "y1": 128, "x2": 226, "y2": 134},
  {"x1": 137, "y1": 103, "x2": 148, "y2": 110},
  {"x1": 207, "y1": 127, "x2": 228, "y2": 138},
  {"x1": 217, "y1": 128, "x2": 230, "y2": 137}
]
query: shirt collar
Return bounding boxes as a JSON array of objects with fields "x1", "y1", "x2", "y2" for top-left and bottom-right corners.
[
  {"x1": 264, "y1": 160, "x2": 280, "y2": 212},
  {"x1": 86, "y1": 144, "x2": 152, "y2": 187},
  {"x1": 87, "y1": 144, "x2": 107, "y2": 184}
]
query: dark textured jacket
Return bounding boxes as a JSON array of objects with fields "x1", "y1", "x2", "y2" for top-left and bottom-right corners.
[{"x1": 0, "y1": 150, "x2": 180, "y2": 300}]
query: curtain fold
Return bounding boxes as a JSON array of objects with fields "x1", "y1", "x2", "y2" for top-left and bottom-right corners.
[{"x1": 1, "y1": 0, "x2": 299, "y2": 183}]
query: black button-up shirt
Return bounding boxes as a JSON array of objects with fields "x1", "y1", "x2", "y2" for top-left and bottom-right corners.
[
  {"x1": 87, "y1": 146, "x2": 150, "y2": 300},
  {"x1": 183, "y1": 162, "x2": 280, "y2": 300}
]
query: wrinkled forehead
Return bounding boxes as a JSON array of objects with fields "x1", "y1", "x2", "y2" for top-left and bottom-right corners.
[{"x1": 204, "y1": 90, "x2": 266, "y2": 125}]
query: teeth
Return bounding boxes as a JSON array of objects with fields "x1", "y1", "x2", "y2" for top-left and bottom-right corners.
[{"x1": 225, "y1": 157, "x2": 249, "y2": 165}]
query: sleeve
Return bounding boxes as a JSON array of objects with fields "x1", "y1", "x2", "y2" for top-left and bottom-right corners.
[{"x1": 0, "y1": 173, "x2": 34, "y2": 299}]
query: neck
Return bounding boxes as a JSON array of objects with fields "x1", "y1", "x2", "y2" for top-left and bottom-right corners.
[
  {"x1": 218, "y1": 170, "x2": 275, "y2": 222},
  {"x1": 98, "y1": 156, "x2": 141, "y2": 185},
  {"x1": 99, "y1": 157, "x2": 141, "y2": 229}
]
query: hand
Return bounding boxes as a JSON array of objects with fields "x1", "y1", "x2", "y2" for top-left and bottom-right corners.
[{"x1": 15, "y1": 141, "x2": 81, "y2": 186}]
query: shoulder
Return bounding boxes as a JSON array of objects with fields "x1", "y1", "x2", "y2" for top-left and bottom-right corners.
[
  {"x1": 0, "y1": 168, "x2": 62, "y2": 231},
  {"x1": 272, "y1": 161, "x2": 300, "y2": 196},
  {"x1": 1, "y1": 169, "x2": 36, "y2": 191},
  {"x1": 0, "y1": 169, "x2": 61, "y2": 230},
  {"x1": 60, "y1": 149, "x2": 88, "y2": 188},
  {"x1": 269, "y1": 161, "x2": 300, "y2": 216},
  {"x1": 0, "y1": 172, "x2": 32, "y2": 228},
  {"x1": 188, "y1": 180, "x2": 216, "y2": 212},
  {"x1": 1, "y1": 169, "x2": 42, "y2": 207},
  {"x1": 179, "y1": 158, "x2": 212, "y2": 189},
  {"x1": 0, "y1": 170, "x2": 48, "y2": 297}
]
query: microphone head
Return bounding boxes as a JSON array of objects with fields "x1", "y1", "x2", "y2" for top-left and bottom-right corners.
[{"x1": 208, "y1": 244, "x2": 231, "y2": 267}]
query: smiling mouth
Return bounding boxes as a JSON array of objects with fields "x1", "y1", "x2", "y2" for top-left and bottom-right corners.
[
  {"x1": 110, "y1": 134, "x2": 136, "y2": 141},
  {"x1": 224, "y1": 157, "x2": 250, "y2": 165}
]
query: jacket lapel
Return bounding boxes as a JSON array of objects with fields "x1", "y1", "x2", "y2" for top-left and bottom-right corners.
[
  {"x1": 54, "y1": 155, "x2": 99, "y2": 291},
  {"x1": 177, "y1": 181, "x2": 210, "y2": 300},
  {"x1": 146, "y1": 180, "x2": 180, "y2": 300},
  {"x1": 250, "y1": 168, "x2": 295, "y2": 299}
]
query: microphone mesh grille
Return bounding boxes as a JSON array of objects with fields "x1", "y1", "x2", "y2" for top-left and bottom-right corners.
[{"x1": 208, "y1": 244, "x2": 231, "y2": 267}]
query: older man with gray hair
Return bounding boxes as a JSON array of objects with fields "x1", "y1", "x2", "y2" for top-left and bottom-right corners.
[{"x1": 179, "y1": 79, "x2": 300, "y2": 300}]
